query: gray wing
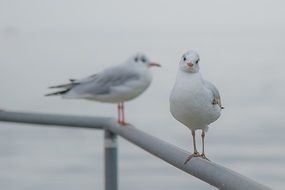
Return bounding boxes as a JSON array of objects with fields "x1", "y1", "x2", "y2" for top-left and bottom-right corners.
[
  {"x1": 70, "y1": 65, "x2": 140, "y2": 96},
  {"x1": 204, "y1": 80, "x2": 224, "y2": 109}
]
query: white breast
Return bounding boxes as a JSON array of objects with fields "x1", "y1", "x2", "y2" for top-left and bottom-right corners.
[{"x1": 170, "y1": 71, "x2": 221, "y2": 131}]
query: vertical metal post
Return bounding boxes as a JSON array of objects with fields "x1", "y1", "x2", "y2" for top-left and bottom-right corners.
[{"x1": 104, "y1": 129, "x2": 118, "y2": 190}]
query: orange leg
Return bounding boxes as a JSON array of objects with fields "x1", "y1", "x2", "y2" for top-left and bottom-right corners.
[
  {"x1": 121, "y1": 103, "x2": 125, "y2": 125},
  {"x1": 184, "y1": 130, "x2": 200, "y2": 164},
  {"x1": 117, "y1": 103, "x2": 121, "y2": 124},
  {"x1": 117, "y1": 102, "x2": 127, "y2": 126},
  {"x1": 200, "y1": 130, "x2": 210, "y2": 161}
]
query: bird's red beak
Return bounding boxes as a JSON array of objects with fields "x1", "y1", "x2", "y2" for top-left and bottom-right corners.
[
  {"x1": 187, "y1": 62, "x2": 194, "y2": 68},
  {"x1": 148, "y1": 62, "x2": 161, "y2": 67}
]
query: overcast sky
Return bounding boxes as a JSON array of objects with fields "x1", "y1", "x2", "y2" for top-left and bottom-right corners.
[
  {"x1": 1, "y1": 1, "x2": 285, "y2": 190},
  {"x1": 1, "y1": 0, "x2": 285, "y2": 31}
]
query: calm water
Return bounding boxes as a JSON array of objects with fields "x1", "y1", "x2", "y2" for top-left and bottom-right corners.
[{"x1": 0, "y1": 27, "x2": 285, "y2": 190}]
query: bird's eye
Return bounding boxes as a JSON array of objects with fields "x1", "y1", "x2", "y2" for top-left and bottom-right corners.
[
  {"x1": 196, "y1": 58, "x2": 200, "y2": 64},
  {"x1": 183, "y1": 57, "x2": 187, "y2": 61},
  {"x1": 134, "y1": 57, "x2": 139, "y2": 62},
  {"x1": 141, "y1": 57, "x2": 146, "y2": 62}
]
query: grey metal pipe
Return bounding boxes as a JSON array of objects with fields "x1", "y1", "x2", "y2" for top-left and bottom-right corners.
[
  {"x1": 0, "y1": 111, "x2": 272, "y2": 190},
  {"x1": 103, "y1": 121, "x2": 273, "y2": 190},
  {"x1": 104, "y1": 129, "x2": 118, "y2": 190},
  {"x1": 0, "y1": 111, "x2": 106, "y2": 129}
]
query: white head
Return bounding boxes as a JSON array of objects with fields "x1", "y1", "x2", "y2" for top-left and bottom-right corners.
[
  {"x1": 128, "y1": 53, "x2": 161, "y2": 68},
  {"x1": 179, "y1": 50, "x2": 200, "y2": 73}
]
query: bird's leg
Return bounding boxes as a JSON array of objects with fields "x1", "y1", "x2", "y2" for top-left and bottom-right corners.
[
  {"x1": 184, "y1": 131, "x2": 200, "y2": 164},
  {"x1": 117, "y1": 102, "x2": 127, "y2": 126},
  {"x1": 184, "y1": 130, "x2": 200, "y2": 164},
  {"x1": 117, "y1": 103, "x2": 122, "y2": 124},
  {"x1": 200, "y1": 130, "x2": 210, "y2": 161},
  {"x1": 121, "y1": 102, "x2": 127, "y2": 126},
  {"x1": 201, "y1": 131, "x2": 205, "y2": 155},
  {"x1": 192, "y1": 130, "x2": 199, "y2": 154}
]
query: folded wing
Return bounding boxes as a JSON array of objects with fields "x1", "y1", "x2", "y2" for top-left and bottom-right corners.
[
  {"x1": 45, "y1": 65, "x2": 140, "y2": 98},
  {"x1": 204, "y1": 80, "x2": 224, "y2": 109}
]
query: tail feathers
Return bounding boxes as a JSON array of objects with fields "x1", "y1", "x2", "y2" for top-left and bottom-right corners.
[
  {"x1": 48, "y1": 79, "x2": 79, "y2": 89},
  {"x1": 46, "y1": 80, "x2": 80, "y2": 96},
  {"x1": 49, "y1": 83, "x2": 78, "y2": 89},
  {"x1": 45, "y1": 89, "x2": 70, "y2": 96},
  {"x1": 49, "y1": 84, "x2": 71, "y2": 89}
]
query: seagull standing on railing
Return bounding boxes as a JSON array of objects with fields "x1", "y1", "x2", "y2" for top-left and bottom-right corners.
[
  {"x1": 46, "y1": 53, "x2": 160, "y2": 125},
  {"x1": 170, "y1": 50, "x2": 223, "y2": 163}
]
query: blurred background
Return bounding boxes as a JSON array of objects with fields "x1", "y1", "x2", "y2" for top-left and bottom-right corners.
[{"x1": 0, "y1": 0, "x2": 284, "y2": 189}]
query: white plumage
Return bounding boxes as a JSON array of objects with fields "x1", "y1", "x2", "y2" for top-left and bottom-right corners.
[
  {"x1": 170, "y1": 50, "x2": 223, "y2": 162},
  {"x1": 46, "y1": 53, "x2": 160, "y2": 125}
]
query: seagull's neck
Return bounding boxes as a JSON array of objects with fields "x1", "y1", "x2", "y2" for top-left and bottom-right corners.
[
  {"x1": 173, "y1": 70, "x2": 206, "y2": 95},
  {"x1": 176, "y1": 70, "x2": 204, "y2": 84},
  {"x1": 178, "y1": 69, "x2": 201, "y2": 77}
]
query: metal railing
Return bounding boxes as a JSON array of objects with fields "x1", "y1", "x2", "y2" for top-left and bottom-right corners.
[{"x1": 0, "y1": 111, "x2": 272, "y2": 190}]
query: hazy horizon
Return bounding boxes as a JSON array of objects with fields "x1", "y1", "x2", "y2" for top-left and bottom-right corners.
[{"x1": 1, "y1": 1, "x2": 285, "y2": 190}]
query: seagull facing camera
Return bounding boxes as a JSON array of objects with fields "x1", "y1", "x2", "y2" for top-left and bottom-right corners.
[
  {"x1": 170, "y1": 50, "x2": 223, "y2": 164},
  {"x1": 180, "y1": 50, "x2": 200, "y2": 73}
]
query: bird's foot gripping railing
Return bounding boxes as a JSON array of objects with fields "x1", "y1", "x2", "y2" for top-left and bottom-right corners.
[{"x1": 0, "y1": 111, "x2": 272, "y2": 190}]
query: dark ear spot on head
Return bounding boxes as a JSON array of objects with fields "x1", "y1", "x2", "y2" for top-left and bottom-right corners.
[
  {"x1": 141, "y1": 57, "x2": 146, "y2": 62},
  {"x1": 196, "y1": 58, "x2": 200, "y2": 64},
  {"x1": 134, "y1": 57, "x2": 139, "y2": 62}
]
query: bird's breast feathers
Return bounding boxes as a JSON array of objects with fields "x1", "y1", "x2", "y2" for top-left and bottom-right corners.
[{"x1": 170, "y1": 72, "x2": 221, "y2": 128}]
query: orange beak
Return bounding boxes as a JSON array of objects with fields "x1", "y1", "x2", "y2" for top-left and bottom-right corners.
[
  {"x1": 148, "y1": 62, "x2": 161, "y2": 67},
  {"x1": 187, "y1": 62, "x2": 194, "y2": 68}
]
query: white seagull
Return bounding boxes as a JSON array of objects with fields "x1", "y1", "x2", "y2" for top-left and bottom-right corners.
[
  {"x1": 46, "y1": 53, "x2": 160, "y2": 125},
  {"x1": 170, "y1": 50, "x2": 223, "y2": 163}
]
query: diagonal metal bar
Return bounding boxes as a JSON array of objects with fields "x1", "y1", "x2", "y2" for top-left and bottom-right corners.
[
  {"x1": 0, "y1": 111, "x2": 273, "y2": 190},
  {"x1": 104, "y1": 121, "x2": 272, "y2": 190}
]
